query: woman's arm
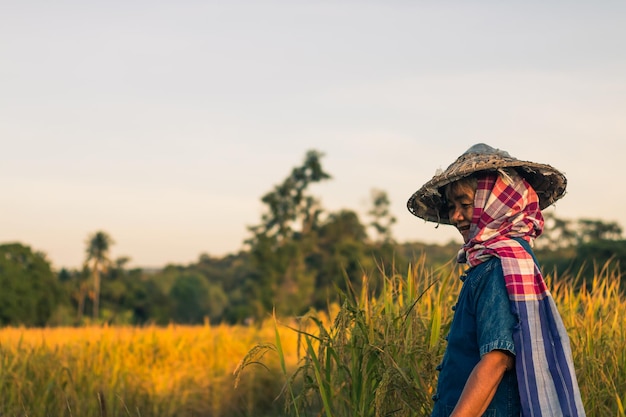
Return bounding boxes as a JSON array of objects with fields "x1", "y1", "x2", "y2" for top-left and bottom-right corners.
[{"x1": 450, "y1": 349, "x2": 514, "y2": 417}]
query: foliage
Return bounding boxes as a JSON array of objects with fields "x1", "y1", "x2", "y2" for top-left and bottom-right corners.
[
  {"x1": 241, "y1": 150, "x2": 418, "y2": 321},
  {"x1": 243, "y1": 150, "x2": 332, "y2": 319},
  {"x1": 367, "y1": 188, "x2": 397, "y2": 243},
  {"x1": 536, "y1": 214, "x2": 626, "y2": 290},
  {"x1": 540, "y1": 212, "x2": 623, "y2": 250},
  {"x1": 169, "y1": 273, "x2": 227, "y2": 324},
  {"x1": 0, "y1": 243, "x2": 60, "y2": 326},
  {"x1": 53, "y1": 254, "x2": 170, "y2": 326},
  {"x1": 3, "y1": 150, "x2": 626, "y2": 329},
  {"x1": 244, "y1": 150, "x2": 382, "y2": 319},
  {"x1": 249, "y1": 149, "x2": 331, "y2": 243},
  {"x1": 571, "y1": 240, "x2": 626, "y2": 292},
  {"x1": 576, "y1": 218, "x2": 623, "y2": 243},
  {"x1": 84, "y1": 230, "x2": 114, "y2": 321}
]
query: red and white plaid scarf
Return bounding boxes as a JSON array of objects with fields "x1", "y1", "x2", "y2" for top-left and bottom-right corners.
[{"x1": 458, "y1": 172, "x2": 586, "y2": 417}]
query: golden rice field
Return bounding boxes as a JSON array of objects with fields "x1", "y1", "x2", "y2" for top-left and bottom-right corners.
[
  {"x1": 0, "y1": 319, "x2": 313, "y2": 417},
  {"x1": 0, "y1": 262, "x2": 624, "y2": 417}
]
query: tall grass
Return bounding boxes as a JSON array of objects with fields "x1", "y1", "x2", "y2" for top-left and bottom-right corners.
[
  {"x1": 236, "y1": 256, "x2": 462, "y2": 417},
  {"x1": 236, "y1": 257, "x2": 626, "y2": 417},
  {"x1": 553, "y1": 263, "x2": 626, "y2": 416},
  {"x1": 0, "y1": 324, "x2": 300, "y2": 417},
  {"x1": 0, "y1": 257, "x2": 624, "y2": 417}
]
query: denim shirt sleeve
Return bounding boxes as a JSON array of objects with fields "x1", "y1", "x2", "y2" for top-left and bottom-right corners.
[{"x1": 467, "y1": 259, "x2": 517, "y2": 357}]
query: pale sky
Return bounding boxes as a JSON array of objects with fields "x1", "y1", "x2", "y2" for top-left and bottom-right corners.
[{"x1": 2, "y1": 1, "x2": 625, "y2": 270}]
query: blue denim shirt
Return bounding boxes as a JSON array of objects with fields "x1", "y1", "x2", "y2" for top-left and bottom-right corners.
[{"x1": 431, "y1": 253, "x2": 522, "y2": 417}]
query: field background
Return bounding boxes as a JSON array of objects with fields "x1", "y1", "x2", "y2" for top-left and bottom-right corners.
[{"x1": 0, "y1": 262, "x2": 624, "y2": 417}]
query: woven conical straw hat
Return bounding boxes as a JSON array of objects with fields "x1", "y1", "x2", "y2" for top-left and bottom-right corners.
[{"x1": 407, "y1": 143, "x2": 567, "y2": 224}]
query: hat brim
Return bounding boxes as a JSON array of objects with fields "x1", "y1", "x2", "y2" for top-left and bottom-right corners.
[{"x1": 407, "y1": 154, "x2": 567, "y2": 225}]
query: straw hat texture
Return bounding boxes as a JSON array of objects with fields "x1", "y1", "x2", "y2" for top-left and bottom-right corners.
[{"x1": 407, "y1": 143, "x2": 567, "y2": 224}]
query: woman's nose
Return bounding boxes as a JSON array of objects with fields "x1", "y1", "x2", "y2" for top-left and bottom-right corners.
[{"x1": 450, "y1": 207, "x2": 462, "y2": 222}]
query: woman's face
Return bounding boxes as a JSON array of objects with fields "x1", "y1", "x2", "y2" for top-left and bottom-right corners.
[{"x1": 445, "y1": 180, "x2": 476, "y2": 243}]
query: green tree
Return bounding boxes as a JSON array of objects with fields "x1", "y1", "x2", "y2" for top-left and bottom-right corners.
[
  {"x1": 537, "y1": 212, "x2": 577, "y2": 250},
  {"x1": 85, "y1": 231, "x2": 114, "y2": 321},
  {"x1": 0, "y1": 243, "x2": 60, "y2": 326},
  {"x1": 96, "y1": 257, "x2": 147, "y2": 324},
  {"x1": 246, "y1": 150, "x2": 331, "y2": 318},
  {"x1": 51, "y1": 266, "x2": 88, "y2": 326},
  {"x1": 312, "y1": 210, "x2": 372, "y2": 308},
  {"x1": 535, "y1": 216, "x2": 625, "y2": 286},
  {"x1": 249, "y1": 149, "x2": 331, "y2": 241},
  {"x1": 169, "y1": 273, "x2": 212, "y2": 324},
  {"x1": 540, "y1": 214, "x2": 623, "y2": 249},
  {"x1": 190, "y1": 252, "x2": 255, "y2": 323},
  {"x1": 127, "y1": 277, "x2": 171, "y2": 325},
  {"x1": 576, "y1": 218, "x2": 623, "y2": 243},
  {"x1": 367, "y1": 188, "x2": 397, "y2": 243}
]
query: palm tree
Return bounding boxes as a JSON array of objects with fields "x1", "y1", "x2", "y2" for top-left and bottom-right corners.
[{"x1": 85, "y1": 231, "x2": 114, "y2": 321}]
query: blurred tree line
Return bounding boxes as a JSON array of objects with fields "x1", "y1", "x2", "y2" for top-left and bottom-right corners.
[{"x1": 1, "y1": 150, "x2": 625, "y2": 327}]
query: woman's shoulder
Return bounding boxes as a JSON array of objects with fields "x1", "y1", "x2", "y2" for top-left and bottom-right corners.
[{"x1": 465, "y1": 256, "x2": 503, "y2": 288}]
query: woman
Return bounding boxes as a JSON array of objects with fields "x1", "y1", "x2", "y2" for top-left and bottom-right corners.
[{"x1": 407, "y1": 144, "x2": 585, "y2": 417}]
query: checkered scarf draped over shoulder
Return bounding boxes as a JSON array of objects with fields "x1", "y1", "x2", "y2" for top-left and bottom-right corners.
[{"x1": 459, "y1": 172, "x2": 586, "y2": 417}]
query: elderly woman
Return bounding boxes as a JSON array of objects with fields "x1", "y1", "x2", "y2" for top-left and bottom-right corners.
[{"x1": 407, "y1": 144, "x2": 585, "y2": 417}]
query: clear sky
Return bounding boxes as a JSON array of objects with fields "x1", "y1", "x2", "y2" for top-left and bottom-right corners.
[{"x1": 2, "y1": 1, "x2": 625, "y2": 270}]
